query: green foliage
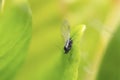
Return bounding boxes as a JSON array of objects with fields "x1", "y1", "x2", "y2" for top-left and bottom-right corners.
[
  {"x1": 0, "y1": 0, "x2": 119, "y2": 80},
  {"x1": 39, "y1": 25, "x2": 86, "y2": 80},
  {"x1": 61, "y1": 25, "x2": 86, "y2": 80},
  {"x1": 13, "y1": 0, "x2": 114, "y2": 80},
  {"x1": 0, "y1": 0, "x2": 32, "y2": 80},
  {"x1": 97, "y1": 25, "x2": 120, "y2": 80}
]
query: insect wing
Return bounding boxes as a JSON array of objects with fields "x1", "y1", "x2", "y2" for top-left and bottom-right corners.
[{"x1": 61, "y1": 20, "x2": 70, "y2": 42}]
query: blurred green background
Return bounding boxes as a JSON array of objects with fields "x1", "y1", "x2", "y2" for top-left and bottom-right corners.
[
  {"x1": 1, "y1": 0, "x2": 120, "y2": 80},
  {"x1": 14, "y1": 0, "x2": 120, "y2": 80}
]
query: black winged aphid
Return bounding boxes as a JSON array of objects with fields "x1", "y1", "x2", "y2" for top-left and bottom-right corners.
[{"x1": 62, "y1": 20, "x2": 73, "y2": 54}]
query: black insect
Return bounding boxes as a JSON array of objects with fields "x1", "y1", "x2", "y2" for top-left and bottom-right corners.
[
  {"x1": 62, "y1": 20, "x2": 73, "y2": 54},
  {"x1": 64, "y1": 38, "x2": 73, "y2": 53}
]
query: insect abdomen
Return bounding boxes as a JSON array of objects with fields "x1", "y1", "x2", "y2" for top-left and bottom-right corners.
[{"x1": 64, "y1": 39, "x2": 73, "y2": 54}]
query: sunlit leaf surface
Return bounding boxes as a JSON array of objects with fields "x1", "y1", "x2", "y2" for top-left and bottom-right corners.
[{"x1": 0, "y1": 0, "x2": 32, "y2": 80}]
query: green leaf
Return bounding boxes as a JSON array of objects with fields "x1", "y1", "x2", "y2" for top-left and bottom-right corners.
[
  {"x1": 39, "y1": 25, "x2": 86, "y2": 80},
  {"x1": 96, "y1": 25, "x2": 120, "y2": 80},
  {"x1": 0, "y1": 0, "x2": 32, "y2": 80},
  {"x1": 61, "y1": 25, "x2": 86, "y2": 80}
]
